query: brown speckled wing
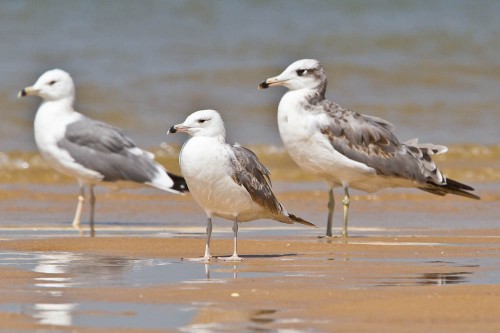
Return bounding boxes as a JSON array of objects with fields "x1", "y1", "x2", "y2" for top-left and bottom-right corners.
[
  {"x1": 229, "y1": 144, "x2": 284, "y2": 215},
  {"x1": 317, "y1": 101, "x2": 445, "y2": 185}
]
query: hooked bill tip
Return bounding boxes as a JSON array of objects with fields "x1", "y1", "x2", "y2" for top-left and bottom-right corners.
[
  {"x1": 258, "y1": 81, "x2": 269, "y2": 90},
  {"x1": 18, "y1": 89, "x2": 27, "y2": 98}
]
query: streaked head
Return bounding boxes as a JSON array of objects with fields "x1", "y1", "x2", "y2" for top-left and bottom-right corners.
[
  {"x1": 18, "y1": 69, "x2": 75, "y2": 102},
  {"x1": 168, "y1": 109, "x2": 226, "y2": 139},
  {"x1": 259, "y1": 59, "x2": 326, "y2": 91}
]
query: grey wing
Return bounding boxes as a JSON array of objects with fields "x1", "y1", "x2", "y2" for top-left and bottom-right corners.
[
  {"x1": 64, "y1": 116, "x2": 136, "y2": 153},
  {"x1": 229, "y1": 144, "x2": 284, "y2": 215},
  {"x1": 58, "y1": 117, "x2": 158, "y2": 182},
  {"x1": 320, "y1": 102, "x2": 444, "y2": 185}
]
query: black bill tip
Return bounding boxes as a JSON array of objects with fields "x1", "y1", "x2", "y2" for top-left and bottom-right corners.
[
  {"x1": 258, "y1": 81, "x2": 269, "y2": 90},
  {"x1": 18, "y1": 89, "x2": 27, "y2": 98},
  {"x1": 168, "y1": 126, "x2": 177, "y2": 134}
]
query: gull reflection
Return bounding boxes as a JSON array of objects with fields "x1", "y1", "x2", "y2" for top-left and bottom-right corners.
[
  {"x1": 30, "y1": 252, "x2": 132, "y2": 326},
  {"x1": 33, "y1": 303, "x2": 77, "y2": 326},
  {"x1": 376, "y1": 271, "x2": 472, "y2": 287},
  {"x1": 33, "y1": 252, "x2": 130, "y2": 288},
  {"x1": 202, "y1": 263, "x2": 239, "y2": 281},
  {"x1": 34, "y1": 253, "x2": 75, "y2": 274}
]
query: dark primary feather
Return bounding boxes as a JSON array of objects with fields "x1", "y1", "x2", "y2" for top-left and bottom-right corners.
[
  {"x1": 288, "y1": 213, "x2": 316, "y2": 227},
  {"x1": 167, "y1": 171, "x2": 189, "y2": 193},
  {"x1": 58, "y1": 117, "x2": 158, "y2": 182},
  {"x1": 229, "y1": 144, "x2": 284, "y2": 215},
  {"x1": 419, "y1": 178, "x2": 480, "y2": 200}
]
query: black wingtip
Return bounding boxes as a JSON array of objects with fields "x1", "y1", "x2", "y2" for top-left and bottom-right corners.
[
  {"x1": 167, "y1": 172, "x2": 189, "y2": 193},
  {"x1": 289, "y1": 213, "x2": 316, "y2": 228},
  {"x1": 420, "y1": 177, "x2": 480, "y2": 200},
  {"x1": 445, "y1": 178, "x2": 480, "y2": 200},
  {"x1": 168, "y1": 126, "x2": 177, "y2": 134}
]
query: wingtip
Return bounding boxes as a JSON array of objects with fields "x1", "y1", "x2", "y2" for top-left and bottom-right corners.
[
  {"x1": 167, "y1": 172, "x2": 189, "y2": 193},
  {"x1": 288, "y1": 213, "x2": 316, "y2": 227}
]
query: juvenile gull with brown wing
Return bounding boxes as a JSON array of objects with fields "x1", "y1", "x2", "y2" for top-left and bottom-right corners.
[
  {"x1": 259, "y1": 59, "x2": 479, "y2": 237},
  {"x1": 168, "y1": 109, "x2": 315, "y2": 261}
]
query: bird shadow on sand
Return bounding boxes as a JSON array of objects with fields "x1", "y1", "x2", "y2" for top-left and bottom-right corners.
[{"x1": 237, "y1": 253, "x2": 298, "y2": 259}]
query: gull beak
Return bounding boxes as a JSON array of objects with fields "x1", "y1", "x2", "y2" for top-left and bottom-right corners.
[
  {"x1": 258, "y1": 75, "x2": 287, "y2": 90},
  {"x1": 18, "y1": 86, "x2": 38, "y2": 98},
  {"x1": 167, "y1": 124, "x2": 189, "y2": 134}
]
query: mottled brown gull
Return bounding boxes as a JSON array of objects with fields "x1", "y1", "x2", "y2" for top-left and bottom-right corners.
[{"x1": 259, "y1": 59, "x2": 479, "y2": 237}]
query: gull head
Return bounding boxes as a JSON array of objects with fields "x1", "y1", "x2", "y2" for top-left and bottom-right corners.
[
  {"x1": 168, "y1": 109, "x2": 226, "y2": 139},
  {"x1": 259, "y1": 59, "x2": 326, "y2": 91},
  {"x1": 18, "y1": 69, "x2": 75, "y2": 102}
]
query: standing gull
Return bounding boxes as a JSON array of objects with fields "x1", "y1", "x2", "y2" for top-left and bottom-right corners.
[
  {"x1": 19, "y1": 69, "x2": 187, "y2": 236},
  {"x1": 259, "y1": 59, "x2": 479, "y2": 237},
  {"x1": 168, "y1": 109, "x2": 315, "y2": 261}
]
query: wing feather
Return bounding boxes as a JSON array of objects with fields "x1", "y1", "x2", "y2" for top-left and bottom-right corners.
[
  {"x1": 317, "y1": 101, "x2": 443, "y2": 185},
  {"x1": 229, "y1": 144, "x2": 283, "y2": 215},
  {"x1": 58, "y1": 117, "x2": 158, "y2": 182}
]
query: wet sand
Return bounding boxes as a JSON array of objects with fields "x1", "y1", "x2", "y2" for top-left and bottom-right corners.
[
  {"x1": 0, "y1": 232, "x2": 499, "y2": 332},
  {"x1": 0, "y1": 145, "x2": 498, "y2": 331}
]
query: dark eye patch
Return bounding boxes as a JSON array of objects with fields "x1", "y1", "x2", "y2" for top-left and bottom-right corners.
[
  {"x1": 296, "y1": 69, "x2": 306, "y2": 76},
  {"x1": 198, "y1": 119, "x2": 206, "y2": 123},
  {"x1": 49, "y1": 80, "x2": 57, "y2": 86}
]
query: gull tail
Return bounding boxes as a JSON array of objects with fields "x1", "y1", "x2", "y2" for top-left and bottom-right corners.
[
  {"x1": 148, "y1": 164, "x2": 189, "y2": 194},
  {"x1": 419, "y1": 178, "x2": 480, "y2": 200}
]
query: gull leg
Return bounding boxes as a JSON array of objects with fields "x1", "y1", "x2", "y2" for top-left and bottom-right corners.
[
  {"x1": 204, "y1": 264, "x2": 210, "y2": 279},
  {"x1": 89, "y1": 184, "x2": 96, "y2": 237},
  {"x1": 203, "y1": 216, "x2": 213, "y2": 260},
  {"x1": 326, "y1": 188, "x2": 335, "y2": 237},
  {"x1": 183, "y1": 216, "x2": 213, "y2": 262},
  {"x1": 72, "y1": 184, "x2": 85, "y2": 236},
  {"x1": 341, "y1": 186, "x2": 350, "y2": 238},
  {"x1": 218, "y1": 216, "x2": 242, "y2": 261}
]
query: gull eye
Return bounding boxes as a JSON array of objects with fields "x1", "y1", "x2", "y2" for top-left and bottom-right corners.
[
  {"x1": 198, "y1": 119, "x2": 206, "y2": 124},
  {"x1": 296, "y1": 69, "x2": 307, "y2": 76},
  {"x1": 48, "y1": 80, "x2": 57, "y2": 86}
]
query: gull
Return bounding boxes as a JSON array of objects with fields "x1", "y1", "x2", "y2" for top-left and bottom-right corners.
[
  {"x1": 19, "y1": 69, "x2": 188, "y2": 236},
  {"x1": 259, "y1": 59, "x2": 479, "y2": 237},
  {"x1": 168, "y1": 109, "x2": 315, "y2": 261}
]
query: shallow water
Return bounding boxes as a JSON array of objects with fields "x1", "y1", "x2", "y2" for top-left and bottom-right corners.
[
  {"x1": 0, "y1": 251, "x2": 275, "y2": 330},
  {"x1": 0, "y1": 302, "x2": 197, "y2": 330},
  {"x1": 0, "y1": 173, "x2": 497, "y2": 238},
  {"x1": 1, "y1": 0, "x2": 499, "y2": 153},
  {"x1": 0, "y1": 249, "x2": 498, "y2": 330},
  {"x1": 0, "y1": 3, "x2": 498, "y2": 329},
  {"x1": 1, "y1": 0, "x2": 498, "y2": 239}
]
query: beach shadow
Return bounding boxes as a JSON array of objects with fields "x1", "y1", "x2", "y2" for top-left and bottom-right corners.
[{"x1": 238, "y1": 253, "x2": 298, "y2": 259}]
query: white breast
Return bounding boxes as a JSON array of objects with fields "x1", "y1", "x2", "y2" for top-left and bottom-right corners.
[
  {"x1": 277, "y1": 90, "x2": 375, "y2": 187},
  {"x1": 34, "y1": 102, "x2": 102, "y2": 182},
  {"x1": 180, "y1": 137, "x2": 254, "y2": 217}
]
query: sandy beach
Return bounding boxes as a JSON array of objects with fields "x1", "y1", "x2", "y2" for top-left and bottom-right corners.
[
  {"x1": 0, "y1": 145, "x2": 498, "y2": 331},
  {"x1": 1, "y1": 1, "x2": 499, "y2": 331},
  {"x1": 0, "y1": 230, "x2": 499, "y2": 332},
  {"x1": 0, "y1": 139, "x2": 497, "y2": 332}
]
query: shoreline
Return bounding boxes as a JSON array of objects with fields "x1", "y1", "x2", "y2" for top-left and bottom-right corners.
[{"x1": 0, "y1": 233, "x2": 499, "y2": 331}]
